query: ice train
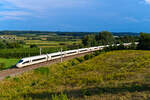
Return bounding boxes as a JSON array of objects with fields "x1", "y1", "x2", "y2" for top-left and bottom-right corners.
[{"x1": 16, "y1": 43, "x2": 138, "y2": 68}]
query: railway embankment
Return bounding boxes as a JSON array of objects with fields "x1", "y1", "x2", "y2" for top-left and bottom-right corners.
[{"x1": 0, "y1": 52, "x2": 90, "y2": 80}]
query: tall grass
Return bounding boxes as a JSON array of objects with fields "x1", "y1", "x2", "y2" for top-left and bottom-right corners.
[{"x1": 0, "y1": 50, "x2": 150, "y2": 100}]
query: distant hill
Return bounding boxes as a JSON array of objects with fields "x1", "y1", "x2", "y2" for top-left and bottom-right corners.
[
  {"x1": 112, "y1": 32, "x2": 139, "y2": 36},
  {"x1": 0, "y1": 30, "x2": 139, "y2": 36}
]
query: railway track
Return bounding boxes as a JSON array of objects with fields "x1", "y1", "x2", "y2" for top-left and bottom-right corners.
[{"x1": 0, "y1": 52, "x2": 91, "y2": 81}]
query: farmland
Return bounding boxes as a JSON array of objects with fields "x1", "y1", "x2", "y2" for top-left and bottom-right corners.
[
  {"x1": 0, "y1": 33, "x2": 82, "y2": 57},
  {"x1": 25, "y1": 40, "x2": 81, "y2": 48},
  {"x1": 0, "y1": 33, "x2": 82, "y2": 70},
  {"x1": 1, "y1": 50, "x2": 150, "y2": 100},
  {"x1": 0, "y1": 34, "x2": 81, "y2": 48}
]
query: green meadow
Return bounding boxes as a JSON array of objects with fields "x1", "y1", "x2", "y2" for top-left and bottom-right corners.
[{"x1": 0, "y1": 58, "x2": 19, "y2": 69}]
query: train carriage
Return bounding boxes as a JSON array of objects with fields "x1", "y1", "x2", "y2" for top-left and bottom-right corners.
[
  {"x1": 78, "y1": 48, "x2": 89, "y2": 53},
  {"x1": 16, "y1": 55, "x2": 48, "y2": 68},
  {"x1": 47, "y1": 52, "x2": 64, "y2": 60},
  {"x1": 64, "y1": 50, "x2": 78, "y2": 57}
]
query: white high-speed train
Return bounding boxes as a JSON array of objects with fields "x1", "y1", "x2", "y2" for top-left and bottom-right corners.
[{"x1": 16, "y1": 42, "x2": 138, "y2": 68}]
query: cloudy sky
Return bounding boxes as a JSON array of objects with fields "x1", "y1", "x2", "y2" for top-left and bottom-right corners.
[{"x1": 0, "y1": 0, "x2": 150, "y2": 32}]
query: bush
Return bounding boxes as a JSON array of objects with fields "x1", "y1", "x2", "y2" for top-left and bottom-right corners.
[
  {"x1": 13, "y1": 77, "x2": 20, "y2": 82},
  {"x1": 138, "y1": 32, "x2": 150, "y2": 50},
  {"x1": 5, "y1": 76, "x2": 11, "y2": 80},
  {"x1": 93, "y1": 51, "x2": 101, "y2": 56},
  {"x1": 71, "y1": 59, "x2": 80, "y2": 66},
  {"x1": 76, "y1": 57, "x2": 84, "y2": 63},
  {"x1": 84, "y1": 54, "x2": 91, "y2": 60},
  {"x1": 0, "y1": 63, "x2": 5, "y2": 69}
]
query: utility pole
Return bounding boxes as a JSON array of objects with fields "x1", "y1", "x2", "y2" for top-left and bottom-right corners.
[
  {"x1": 29, "y1": 48, "x2": 30, "y2": 57},
  {"x1": 61, "y1": 48, "x2": 63, "y2": 62},
  {"x1": 40, "y1": 48, "x2": 42, "y2": 55}
]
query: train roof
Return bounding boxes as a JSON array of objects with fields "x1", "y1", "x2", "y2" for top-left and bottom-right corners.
[
  {"x1": 65, "y1": 49, "x2": 78, "y2": 52},
  {"x1": 21, "y1": 54, "x2": 47, "y2": 60},
  {"x1": 47, "y1": 52, "x2": 62, "y2": 55}
]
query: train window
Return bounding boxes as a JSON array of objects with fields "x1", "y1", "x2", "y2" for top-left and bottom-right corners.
[
  {"x1": 67, "y1": 51, "x2": 77, "y2": 54},
  {"x1": 22, "y1": 61, "x2": 29, "y2": 64},
  {"x1": 51, "y1": 54, "x2": 64, "y2": 58},
  {"x1": 80, "y1": 49, "x2": 87, "y2": 52},
  {"x1": 32, "y1": 57, "x2": 46, "y2": 62},
  {"x1": 18, "y1": 60, "x2": 23, "y2": 63}
]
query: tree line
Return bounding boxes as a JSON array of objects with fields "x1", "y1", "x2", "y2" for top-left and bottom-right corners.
[
  {"x1": 82, "y1": 31, "x2": 150, "y2": 50},
  {"x1": 0, "y1": 30, "x2": 139, "y2": 37},
  {"x1": 137, "y1": 32, "x2": 150, "y2": 50},
  {"x1": 0, "y1": 40, "x2": 24, "y2": 49},
  {"x1": 82, "y1": 31, "x2": 139, "y2": 47}
]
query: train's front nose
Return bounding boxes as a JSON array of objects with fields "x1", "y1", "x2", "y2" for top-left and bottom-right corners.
[
  {"x1": 16, "y1": 59, "x2": 23, "y2": 68},
  {"x1": 16, "y1": 63, "x2": 22, "y2": 68}
]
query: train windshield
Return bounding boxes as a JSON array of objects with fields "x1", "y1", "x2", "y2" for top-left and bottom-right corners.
[{"x1": 18, "y1": 60, "x2": 23, "y2": 63}]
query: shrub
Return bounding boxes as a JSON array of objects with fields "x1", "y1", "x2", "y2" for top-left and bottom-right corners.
[
  {"x1": 93, "y1": 51, "x2": 100, "y2": 56},
  {"x1": 31, "y1": 80, "x2": 40, "y2": 86},
  {"x1": 138, "y1": 32, "x2": 150, "y2": 50},
  {"x1": 84, "y1": 54, "x2": 91, "y2": 60},
  {"x1": 71, "y1": 59, "x2": 80, "y2": 66},
  {"x1": 75, "y1": 57, "x2": 84, "y2": 63},
  {"x1": 0, "y1": 63, "x2": 5, "y2": 69},
  {"x1": 5, "y1": 76, "x2": 11, "y2": 80},
  {"x1": 81, "y1": 89, "x2": 92, "y2": 96},
  {"x1": 13, "y1": 77, "x2": 20, "y2": 82}
]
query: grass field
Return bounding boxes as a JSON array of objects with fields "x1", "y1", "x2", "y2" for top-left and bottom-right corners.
[
  {"x1": 0, "y1": 58, "x2": 19, "y2": 69},
  {"x1": 1, "y1": 50, "x2": 150, "y2": 100},
  {"x1": 25, "y1": 40, "x2": 81, "y2": 48},
  {"x1": 0, "y1": 34, "x2": 81, "y2": 48}
]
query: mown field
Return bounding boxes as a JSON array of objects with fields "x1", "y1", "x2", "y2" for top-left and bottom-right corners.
[
  {"x1": 25, "y1": 40, "x2": 81, "y2": 48},
  {"x1": 0, "y1": 58, "x2": 19, "y2": 69},
  {"x1": 1, "y1": 50, "x2": 150, "y2": 100}
]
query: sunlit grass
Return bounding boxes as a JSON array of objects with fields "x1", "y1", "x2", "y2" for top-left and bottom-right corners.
[
  {"x1": 1, "y1": 50, "x2": 150, "y2": 100},
  {"x1": 0, "y1": 58, "x2": 19, "y2": 69}
]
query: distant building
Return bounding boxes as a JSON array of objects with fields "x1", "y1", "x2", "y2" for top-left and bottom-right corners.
[
  {"x1": 0, "y1": 36, "x2": 16, "y2": 40},
  {"x1": 114, "y1": 36, "x2": 119, "y2": 38}
]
